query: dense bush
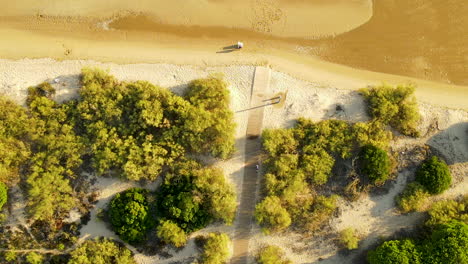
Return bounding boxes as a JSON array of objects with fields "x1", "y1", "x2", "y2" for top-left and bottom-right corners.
[
  {"x1": 359, "y1": 144, "x2": 391, "y2": 184},
  {"x1": 200, "y1": 232, "x2": 231, "y2": 264},
  {"x1": 255, "y1": 196, "x2": 292, "y2": 233},
  {"x1": 425, "y1": 196, "x2": 468, "y2": 227},
  {"x1": 68, "y1": 238, "x2": 136, "y2": 264},
  {"x1": 258, "y1": 118, "x2": 392, "y2": 232},
  {"x1": 76, "y1": 69, "x2": 236, "y2": 180},
  {"x1": 109, "y1": 188, "x2": 150, "y2": 243},
  {"x1": 0, "y1": 182, "x2": 7, "y2": 210},
  {"x1": 26, "y1": 86, "x2": 84, "y2": 222},
  {"x1": 367, "y1": 239, "x2": 421, "y2": 264},
  {"x1": 25, "y1": 252, "x2": 43, "y2": 264},
  {"x1": 423, "y1": 220, "x2": 468, "y2": 264},
  {"x1": 184, "y1": 76, "x2": 236, "y2": 159},
  {"x1": 0, "y1": 96, "x2": 31, "y2": 185},
  {"x1": 340, "y1": 228, "x2": 359, "y2": 250},
  {"x1": 157, "y1": 159, "x2": 236, "y2": 233},
  {"x1": 156, "y1": 220, "x2": 187, "y2": 247},
  {"x1": 256, "y1": 245, "x2": 292, "y2": 264},
  {"x1": 415, "y1": 156, "x2": 451, "y2": 194},
  {"x1": 360, "y1": 84, "x2": 420, "y2": 136},
  {"x1": 396, "y1": 182, "x2": 430, "y2": 213}
]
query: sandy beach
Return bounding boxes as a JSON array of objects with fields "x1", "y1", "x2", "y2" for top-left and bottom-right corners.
[{"x1": 0, "y1": 59, "x2": 466, "y2": 263}]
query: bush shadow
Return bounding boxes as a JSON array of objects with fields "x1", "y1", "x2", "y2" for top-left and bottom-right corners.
[{"x1": 427, "y1": 122, "x2": 468, "y2": 165}]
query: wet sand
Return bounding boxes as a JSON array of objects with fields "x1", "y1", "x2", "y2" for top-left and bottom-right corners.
[{"x1": 0, "y1": 0, "x2": 467, "y2": 108}]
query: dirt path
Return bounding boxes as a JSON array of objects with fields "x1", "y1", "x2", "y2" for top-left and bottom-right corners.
[{"x1": 232, "y1": 67, "x2": 271, "y2": 264}]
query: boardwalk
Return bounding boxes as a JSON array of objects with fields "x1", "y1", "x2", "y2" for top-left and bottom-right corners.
[{"x1": 231, "y1": 67, "x2": 271, "y2": 264}]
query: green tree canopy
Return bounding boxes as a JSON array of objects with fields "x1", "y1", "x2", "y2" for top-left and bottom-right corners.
[
  {"x1": 416, "y1": 156, "x2": 451, "y2": 194},
  {"x1": 367, "y1": 239, "x2": 421, "y2": 264},
  {"x1": 109, "y1": 188, "x2": 150, "y2": 243},
  {"x1": 68, "y1": 238, "x2": 136, "y2": 264},
  {"x1": 157, "y1": 159, "x2": 236, "y2": 233},
  {"x1": 424, "y1": 221, "x2": 468, "y2": 264},
  {"x1": 359, "y1": 144, "x2": 391, "y2": 184}
]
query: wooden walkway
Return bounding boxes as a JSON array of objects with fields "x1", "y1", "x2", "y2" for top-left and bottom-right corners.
[{"x1": 231, "y1": 67, "x2": 271, "y2": 264}]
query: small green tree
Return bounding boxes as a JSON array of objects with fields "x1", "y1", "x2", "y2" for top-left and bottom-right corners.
[
  {"x1": 256, "y1": 245, "x2": 292, "y2": 264},
  {"x1": 340, "y1": 228, "x2": 359, "y2": 250},
  {"x1": 367, "y1": 239, "x2": 421, "y2": 264},
  {"x1": 157, "y1": 220, "x2": 187, "y2": 247},
  {"x1": 396, "y1": 182, "x2": 430, "y2": 213},
  {"x1": 68, "y1": 238, "x2": 137, "y2": 264},
  {"x1": 255, "y1": 196, "x2": 291, "y2": 233},
  {"x1": 201, "y1": 232, "x2": 231, "y2": 264},
  {"x1": 415, "y1": 156, "x2": 451, "y2": 194},
  {"x1": 109, "y1": 188, "x2": 150, "y2": 243},
  {"x1": 0, "y1": 182, "x2": 7, "y2": 210},
  {"x1": 25, "y1": 252, "x2": 43, "y2": 264},
  {"x1": 359, "y1": 144, "x2": 391, "y2": 184}
]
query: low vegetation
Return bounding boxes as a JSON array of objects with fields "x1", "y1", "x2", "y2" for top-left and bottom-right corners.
[
  {"x1": 340, "y1": 228, "x2": 360, "y2": 250},
  {"x1": 256, "y1": 117, "x2": 392, "y2": 233},
  {"x1": 369, "y1": 196, "x2": 468, "y2": 264},
  {"x1": 0, "y1": 67, "x2": 237, "y2": 258},
  {"x1": 396, "y1": 182, "x2": 430, "y2": 213},
  {"x1": 360, "y1": 84, "x2": 420, "y2": 137},
  {"x1": 0, "y1": 182, "x2": 7, "y2": 210},
  {"x1": 256, "y1": 245, "x2": 292, "y2": 264},
  {"x1": 68, "y1": 238, "x2": 137, "y2": 264},
  {"x1": 200, "y1": 232, "x2": 231, "y2": 264},
  {"x1": 156, "y1": 220, "x2": 187, "y2": 248}
]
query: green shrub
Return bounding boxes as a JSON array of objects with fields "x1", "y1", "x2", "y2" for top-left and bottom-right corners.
[
  {"x1": 255, "y1": 196, "x2": 291, "y2": 233},
  {"x1": 359, "y1": 144, "x2": 391, "y2": 184},
  {"x1": 256, "y1": 245, "x2": 292, "y2": 264},
  {"x1": 0, "y1": 96, "x2": 31, "y2": 185},
  {"x1": 185, "y1": 76, "x2": 236, "y2": 159},
  {"x1": 302, "y1": 195, "x2": 338, "y2": 231},
  {"x1": 109, "y1": 188, "x2": 150, "y2": 243},
  {"x1": 68, "y1": 238, "x2": 136, "y2": 264},
  {"x1": 26, "y1": 82, "x2": 56, "y2": 106},
  {"x1": 360, "y1": 84, "x2": 420, "y2": 136},
  {"x1": 340, "y1": 228, "x2": 359, "y2": 250},
  {"x1": 415, "y1": 156, "x2": 451, "y2": 194},
  {"x1": 367, "y1": 239, "x2": 421, "y2": 264},
  {"x1": 25, "y1": 252, "x2": 43, "y2": 264},
  {"x1": 158, "y1": 160, "x2": 236, "y2": 233},
  {"x1": 201, "y1": 232, "x2": 231, "y2": 264},
  {"x1": 157, "y1": 220, "x2": 187, "y2": 247},
  {"x1": 0, "y1": 182, "x2": 7, "y2": 210},
  {"x1": 4, "y1": 251, "x2": 17, "y2": 262},
  {"x1": 353, "y1": 121, "x2": 392, "y2": 149},
  {"x1": 396, "y1": 182, "x2": 430, "y2": 213},
  {"x1": 426, "y1": 196, "x2": 468, "y2": 227},
  {"x1": 300, "y1": 149, "x2": 334, "y2": 185},
  {"x1": 424, "y1": 221, "x2": 468, "y2": 264},
  {"x1": 262, "y1": 129, "x2": 298, "y2": 157}
]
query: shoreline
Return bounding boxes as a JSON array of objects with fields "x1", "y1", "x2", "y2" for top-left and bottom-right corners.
[{"x1": 1, "y1": 58, "x2": 467, "y2": 110}]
